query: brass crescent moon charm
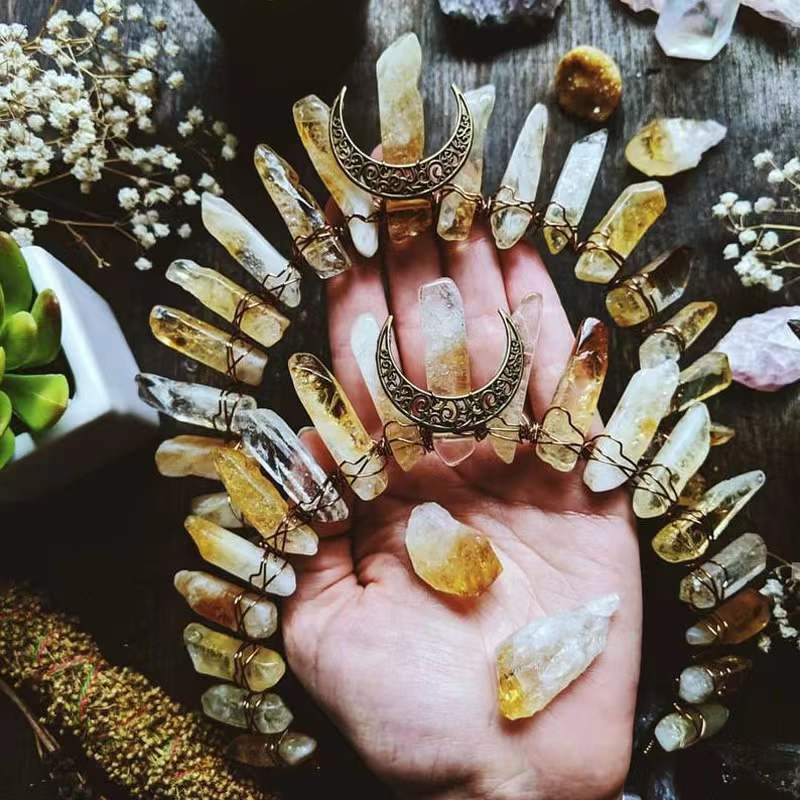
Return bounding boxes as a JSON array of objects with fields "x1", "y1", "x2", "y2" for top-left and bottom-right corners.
[
  {"x1": 376, "y1": 312, "x2": 525, "y2": 435},
  {"x1": 329, "y1": 83, "x2": 474, "y2": 200}
]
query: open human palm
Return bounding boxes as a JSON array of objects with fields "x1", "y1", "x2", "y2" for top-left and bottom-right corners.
[{"x1": 284, "y1": 215, "x2": 642, "y2": 800}]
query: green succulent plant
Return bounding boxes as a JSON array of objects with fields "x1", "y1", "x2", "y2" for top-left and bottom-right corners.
[{"x1": 0, "y1": 233, "x2": 69, "y2": 470}]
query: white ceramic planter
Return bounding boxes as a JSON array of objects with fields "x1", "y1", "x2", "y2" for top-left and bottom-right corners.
[{"x1": 0, "y1": 246, "x2": 159, "y2": 502}]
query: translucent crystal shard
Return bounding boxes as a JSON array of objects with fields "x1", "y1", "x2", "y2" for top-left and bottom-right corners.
[
  {"x1": 253, "y1": 144, "x2": 350, "y2": 279},
  {"x1": 626, "y1": 118, "x2": 727, "y2": 176},
  {"x1": 537, "y1": 318, "x2": 609, "y2": 472},
  {"x1": 350, "y1": 313, "x2": 425, "y2": 471},
  {"x1": 214, "y1": 449, "x2": 319, "y2": 556},
  {"x1": 227, "y1": 732, "x2": 317, "y2": 768},
  {"x1": 183, "y1": 622, "x2": 285, "y2": 691},
  {"x1": 420, "y1": 278, "x2": 474, "y2": 466},
  {"x1": 678, "y1": 654, "x2": 751, "y2": 703},
  {"x1": 574, "y1": 181, "x2": 667, "y2": 284},
  {"x1": 289, "y1": 353, "x2": 388, "y2": 500},
  {"x1": 174, "y1": 570, "x2": 278, "y2": 640},
  {"x1": 491, "y1": 103, "x2": 548, "y2": 250},
  {"x1": 191, "y1": 492, "x2": 244, "y2": 528},
  {"x1": 185, "y1": 515, "x2": 296, "y2": 596},
  {"x1": 489, "y1": 293, "x2": 543, "y2": 463},
  {"x1": 583, "y1": 360, "x2": 678, "y2": 492},
  {"x1": 651, "y1": 470, "x2": 765, "y2": 563},
  {"x1": 680, "y1": 533, "x2": 767, "y2": 610},
  {"x1": 543, "y1": 129, "x2": 608, "y2": 255},
  {"x1": 672, "y1": 352, "x2": 732, "y2": 412},
  {"x1": 149, "y1": 305, "x2": 268, "y2": 386},
  {"x1": 155, "y1": 435, "x2": 228, "y2": 479},
  {"x1": 639, "y1": 301, "x2": 718, "y2": 368},
  {"x1": 293, "y1": 94, "x2": 378, "y2": 258},
  {"x1": 633, "y1": 402, "x2": 710, "y2": 519},
  {"x1": 377, "y1": 33, "x2": 431, "y2": 245},
  {"x1": 236, "y1": 408, "x2": 348, "y2": 522},
  {"x1": 496, "y1": 594, "x2": 618, "y2": 720},
  {"x1": 202, "y1": 684, "x2": 293, "y2": 734},
  {"x1": 709, "y1": 421, "x2": 735, "y2": 446},
  {"x1": 655, "y1": 0, "x2": 740, "y2": 61},
  {"x1": 437, "y1": 84, "x2": 496, "y2": 242},
  {"x1": 166, "y1": 259, "x2": 290, "y2": 348},
  {"x1": 655, "y1": 703, "x2": 729, "y2": 752},
  {"x1": 405, "y1": 502, "x2": 502, "y2": 597},
  {"x1": 605, "y1": 247, "x2": 693, "y2": 327},
  {"x1": 201, "y1": 193, "x2": 301, "y2": 308},
  {"x1": 686, "y1": 588, "x2": 771, "y2": 646}
]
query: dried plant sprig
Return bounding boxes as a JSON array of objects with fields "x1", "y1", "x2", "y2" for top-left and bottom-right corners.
[
  {"x1": 0, "y1": 2, "x2": 237, "y2": 269},
  {"x1": 712, "y1": 150, "x2": 800, "y2": 292},
  {"x1": 756, "y1": 564, "x2": 800, "y2": 654},
  {"x1": 0, "y1": 583, "x2": 273, "y2": 800}
]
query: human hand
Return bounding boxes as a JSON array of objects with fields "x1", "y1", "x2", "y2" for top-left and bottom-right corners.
[{"x1": 283, "y1": 215, "x2": 642, "y2": 800}]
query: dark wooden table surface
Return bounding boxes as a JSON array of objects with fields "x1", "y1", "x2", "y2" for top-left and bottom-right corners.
[{"x1": 2, "y1": 0, "x2": 799, "y2": 798}]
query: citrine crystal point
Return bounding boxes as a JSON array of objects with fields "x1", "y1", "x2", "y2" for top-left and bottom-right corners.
[
  {"x1": 289, "y1": 352, "x2": 388, "y2": 500},
  {"x1": 672, "y1": 351, "x2": 733, "y2": 412},
  {"x1": 491, "y1": 102, "x2": 548, "y2": 250},
  {"x1": 174, "y1": 569, "x2": 278, "y2": 640},
  {"x1": 678, "y1": 654, "x2": 752, "y2": 704},
  {"x1": 544, "y1": 129, "x2": 608, "y2": 255},
  {"x1": 227, "y1": 732, "x2": 317, "y2": 768},
  {"x1": 605, "y1": 246, "x2": 693, "y2": 327},
  {"x1": 293, "y1": 94, "x2": 378, "y2": 258},
  {"x1": 437, "y1": 84, "x2": 496, "y2": 242},
  {"x1": 253, "y1": 143, "x2": 350, "y2": 279},
  {"x1": 496, "y1": 594, "x2": 619, "y2": 720},
  {"x1": 155, "y1": 435, "x2": 228, "y2": 479},
  {"x1": 655, "y1": 703, "x2": 729, "y2": 752},
  {"x1": 639, "y1": 300, "x2": 718, "y2": 368},
  {"x1": 165, "y1": 259, "x2": 290, "y2": 348},
  {"x1": 583, "y1": 360, "x2": 678, "y2": 493},
  {"x1": 686, "y1": 588, "x2": 771, "y2": 646},
  {"x1": 709, "y1": 420, "x2": 735, "y2": 446},
  {"x1": 202, "y1": 684, "x2": 293, "y2": 734},
  {"x1": 201, "y1": 192, "x2": 301, "y2": 308},
  {"x1": 405, "y1": 503, "x2": 502, "y2": 597},
  {"x1": 574, "y1": 181, "x2": 666, "y2": 284},
  {"x1": 191, "y1": 491, "x2": 244, "y2": 529},
  {"x1": 183, "y1": 622, "x2": 285, "y2": 691}
]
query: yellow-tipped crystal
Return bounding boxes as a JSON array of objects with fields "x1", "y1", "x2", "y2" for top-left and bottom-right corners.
[{"x1": 155, "y1": 435, "x2": 229, "y2": 479}]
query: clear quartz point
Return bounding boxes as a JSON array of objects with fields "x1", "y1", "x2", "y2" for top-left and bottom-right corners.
[
  {"x1": 655, "y1": 0, "x2": 741, "y2": 62},
  {"x1": 639, "y1": 301, "x2": 718, "y2": 368},
  {"x1": 226, "y1": 732, "x2": 317, "y2": 767},
  {"x1": 202, "y1": 684, "x2": 293, "y2": 734},
  {"x1": 678, "y1": 654, "x2": 751, "y2": 703},
  {"x1": 655, "y1": 703, "x2": 729, "y2": 751}
]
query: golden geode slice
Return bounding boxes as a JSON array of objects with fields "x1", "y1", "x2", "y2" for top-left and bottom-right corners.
[
  {"x1": 405, "y1": 503, "x2": 502, "y2": 597},
  {"x1": 555, "y1": 45, "x2": 622, "y2": 123}
]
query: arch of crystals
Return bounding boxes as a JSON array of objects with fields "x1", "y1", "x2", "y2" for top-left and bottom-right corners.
[{"x1": 138, "y1": 33, "x2": 791, "y2": 770}]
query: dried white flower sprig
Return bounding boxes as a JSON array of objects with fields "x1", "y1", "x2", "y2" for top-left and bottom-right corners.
[
  {"x1": 0, "y1": 2, "x2": 237, "y2": 269},
  {"x1": 757, "y1": 564, "x2": 800, "y2": 654},
  {"x1": 712, "y1": 150, "x2": 800, "y2": 292}
]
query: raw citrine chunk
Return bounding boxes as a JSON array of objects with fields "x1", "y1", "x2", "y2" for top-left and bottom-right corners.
[
  {"x1": 685, "y1": 588, "x2": 771, "y2": 646},
  {"x1": 672, "y1": 351, "x2": 732, "y2": 412}
]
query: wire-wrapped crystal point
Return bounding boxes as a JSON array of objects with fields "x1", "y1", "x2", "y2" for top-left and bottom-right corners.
[
  {"x1": 575, "y1": 181, "x2": 666, "y2": 284},
  {"x1": 672, "y1": 351, "x2": 732, "y2": 412},
  {"x1": 652, "y1": 470, "x2": 765, "y2": 563},
  {"x1": 655, "y1": 0, "x2": 740, "y2": 61},
  {"x1": 655, "y1": 703, "x2": 729, "y2": 752},
  {"x1": 202, "y1": 684, "x2": 293, "y2": 734},
  {"x1": 639, "y1": 301, "x2": 718, "y2": 368},
  {"x1": 405, "y1": 502, "x2": 502, "y2": 597},
  {"x1": 191, "y1": 492, "x2": 244, "y2": 528},
  {"x1": 626, "y1": 118, "x2": 726, "y2": 176},
  {"x1": 227, "y1": 732, "x2": 317, "y2": 767},
  {"x1": 537, "y1": 318, "x2": 608, "y2": 472},
  {"x1": 678, "y1": 654, "x2": 751, "y2": 703},
  {"x1": 685, "y1": 588, "x2": 771, "y2": 646},
  {"x1": 491, "y1": 103, "x2": 548, "y2": 250},
  {"x1": 155, "y1": 435, "x2": 228, "y2": 479}
]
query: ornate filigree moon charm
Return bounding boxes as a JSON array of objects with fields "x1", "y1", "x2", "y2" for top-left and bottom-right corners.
[
  {"x1": 376, "y1": 312, "x2": 525, "y2": 434},
  {"x1": 329, "y1": 83, "x2": 474, "y2": 200}
]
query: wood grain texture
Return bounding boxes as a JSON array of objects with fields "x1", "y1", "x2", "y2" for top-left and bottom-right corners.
[{"x1": 1, "y1": 0, "x2": 799, "y2": 798}]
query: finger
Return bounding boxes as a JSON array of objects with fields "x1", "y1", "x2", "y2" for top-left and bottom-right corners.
[{"x1": 284, "y1": 534, "x2": 357, "y2": 609}]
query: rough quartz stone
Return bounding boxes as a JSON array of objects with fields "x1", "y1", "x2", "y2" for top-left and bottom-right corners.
[
  {"x1": 583, "y1": 360, "x2": 678, "y2": 492},
  {"x1": 183, "y1": 622, "x2": 285, "y2": 690},
  {"x1": 639, "y1": 301, "x2": 718, "y2": 368},
  {"x1": 714, "y1": 306, "x2": 800, "y2": 391},
  {"x1": 289, "y1": 353, "x2": 388, "y2": 500},
  {"x1": 496, "y1": 594, "x2": 619, "y2": 720},
  {"x1": 437, "y1": 0, "x2": 565, "y2": 26},
  {"x1": 554, "y1": 46, "x2": 622, "y2": 123},
  {"x1": 605, "y1": 247, "x2": 693, "y2": 327},
  {"x1": 202, "y1": 684, "x2": 293, "y2": 734},
  {"x1": 656, "y1": 0, "x2": 740, "y2": 61},
  {"x1": 680, "y1": 533, "x2": 767, "y2": 609},
  {"x1": 672, "y1": 351, "x2": 732, "y2": 412},
  {"x1": 575, "y1": 181, "x2": 666, "y2": 284},
  {"x1": 420, "y1": 278, "x2": 475, "y2": 466},
  {"x1": 686, "y1": 588, "x2": 771, "y2": 646},
  {"x1": 626, "y1": 118, "x2": 726, "y2": 176},
  {"x1": 235, "y1": 408, "x2": 348, "y2": 523},
  {"x1": 253, "y1": 144, "x2": 350, "y2": 279},
  {"x1": 149, "y1": 305, "x2": 268, "y2": 386},
  {"x1": 678, "y1": 655, "x2": 751, "y2": 703},
  {"x1": 437, "y1": 84, "x2": 496, "y2": 241},
  {"x1": 201, "y1": 193, "x2": 301, "y2": 308},
  {"x1": 227, "y1": 732, "x2": 317, "y2": 768},
  {"x1": 544, "y1": 129, "x2": 608, "y2": 254},
  {"x1": 491, "y1": 103, "x2": 548, "y2": 249},
  {"x1": 350, "y1": 313, "x2": 425, "y2": 471},
  {"x1": 651, "y1": 470, "x2": 765, "y2": 563},
  {"x1": 293, "y1": 94, "x2": 378, "y2": 258},
  {"x1": 633, "y1": 402, "x2": 710, "y2": 519},
  {"x1": 136, "y1": 373, "x2": 256, "y2": 432},
  {"x1": 174, "y1": 570, "x2": 278, "y2": 640},
  {"x1": 537, "y1": 318, "x2": 608, "y2": 472},
  {"x1": 621, "y1": 0, "x2": 799, "y2": 25},
  {"x1": 655, "y1": 703, "x2": 729, "y2": 752},
  {"x1": 155, "y1": 435, "x2": 228, "y2": 479},
  {"x1": 185, "y1": 515, "x2": 296, "y2": 596},
  {"x1": 405, "y1": 502, "x2": 502, "y2": 597},
  {"x1": 191, "y1": 492, "x2": 244, "y2": 528}
]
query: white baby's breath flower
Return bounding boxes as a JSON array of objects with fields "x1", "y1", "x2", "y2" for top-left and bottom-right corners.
[
  {"x1": 183, "y1": 188, "x2": 200, "y2": 205},
  {"x1": 720, "y1": 191, "x2": 739, "y2": 207},
  {"x1": 773, "y1": 603, "x2": 788, "y2": 619},
  {"x1": 723, "y1": 243, "x2": 740, "y2": 260},
  {"x1": 134, "y1": 256, "x2": 152, "y2": 271},
  {"x1": 739, "y1": 229, "x2": 758, "y2": 246},
  {"x1": 757, "y1": 634, "x2": 772, "y2": 653},
  {"x1": 76, "y1": 10, "x2": 102, "y2": 33},
  {"x1": 101, "y1": 25, "x2": 119, "y2": 43},
  {"x1": 177, "y1": 222, "x2": 191, "y2": 238},
  {"x1": 212, "y1": 120, "x2": 227, "y2": 136},
  {"x1": 767, "y1": 168, "x2": 786, "y2": 185},
  {"x1": 7, "y1": 204, "x2": 28, "y2": 224},
  {"x1": 186, "y1": 107, "x2": 204, "y2": 125},
  {"x1": 711, "y1": 203, "x2": 728, "y2": 219},
  {"x1": 732, "y1": 200, "x2": 752, "y2": 216},
  {"x1": 753, "y1": 150, "x2": 774, "y2": 168},
  {"x1": 161, "y1": 152, "x2": 181, "y2": 171},
  {"x1": 30, "y1": 209, "x2": 49, "y2": 227},
  {"x1": 761, "y1": 578, "x2": 785, "y2": 598},
  {"x1": 779, "y1": 623, "x2": 799, "y2": 639},
  {"x1": 166, "y1": 70, "x2": 184, "y2": 89},
  {"x1": 117, "y1": 186, "x2": 140, "y2": 210},
  {"x1": 150, "y1": 15, "x2": 167, "y2": 32},
  {"x1": 10, "y1": 226, "x2": 33, "y2": 246},
  {"x1": 127, "y1": 4, "x2": 144, "y2": 20},
  {"x1": 784, "y1": 157, "x2": 800, "y2": 179},
  {"x1": 766, "y1": 272, "x2": 784, "y2": 292},
  {"x1": 761, "y1": 231, "x2": 779, "y2": 251},
  {"x1": 197, "y1": 173, "x2": 216, "y2": 189},
  {"x1": 163, "y1": 38, "x2": 180, "y2": 57},
  {"x1": 177, "y1": 120, "x2": 193, "y2": 137},
  {"x1": 221, "y1": 144, "x2": 235, "y2": 161},
  {"x1": 173, "y1": 174, "x2": 191, "y2": 189},
  {"x1": 754, "y1": 196, "x2": 777, "y2": 214},
  {"x1": 152, "y1": 222, "x2": 169, "y2": 238}
]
